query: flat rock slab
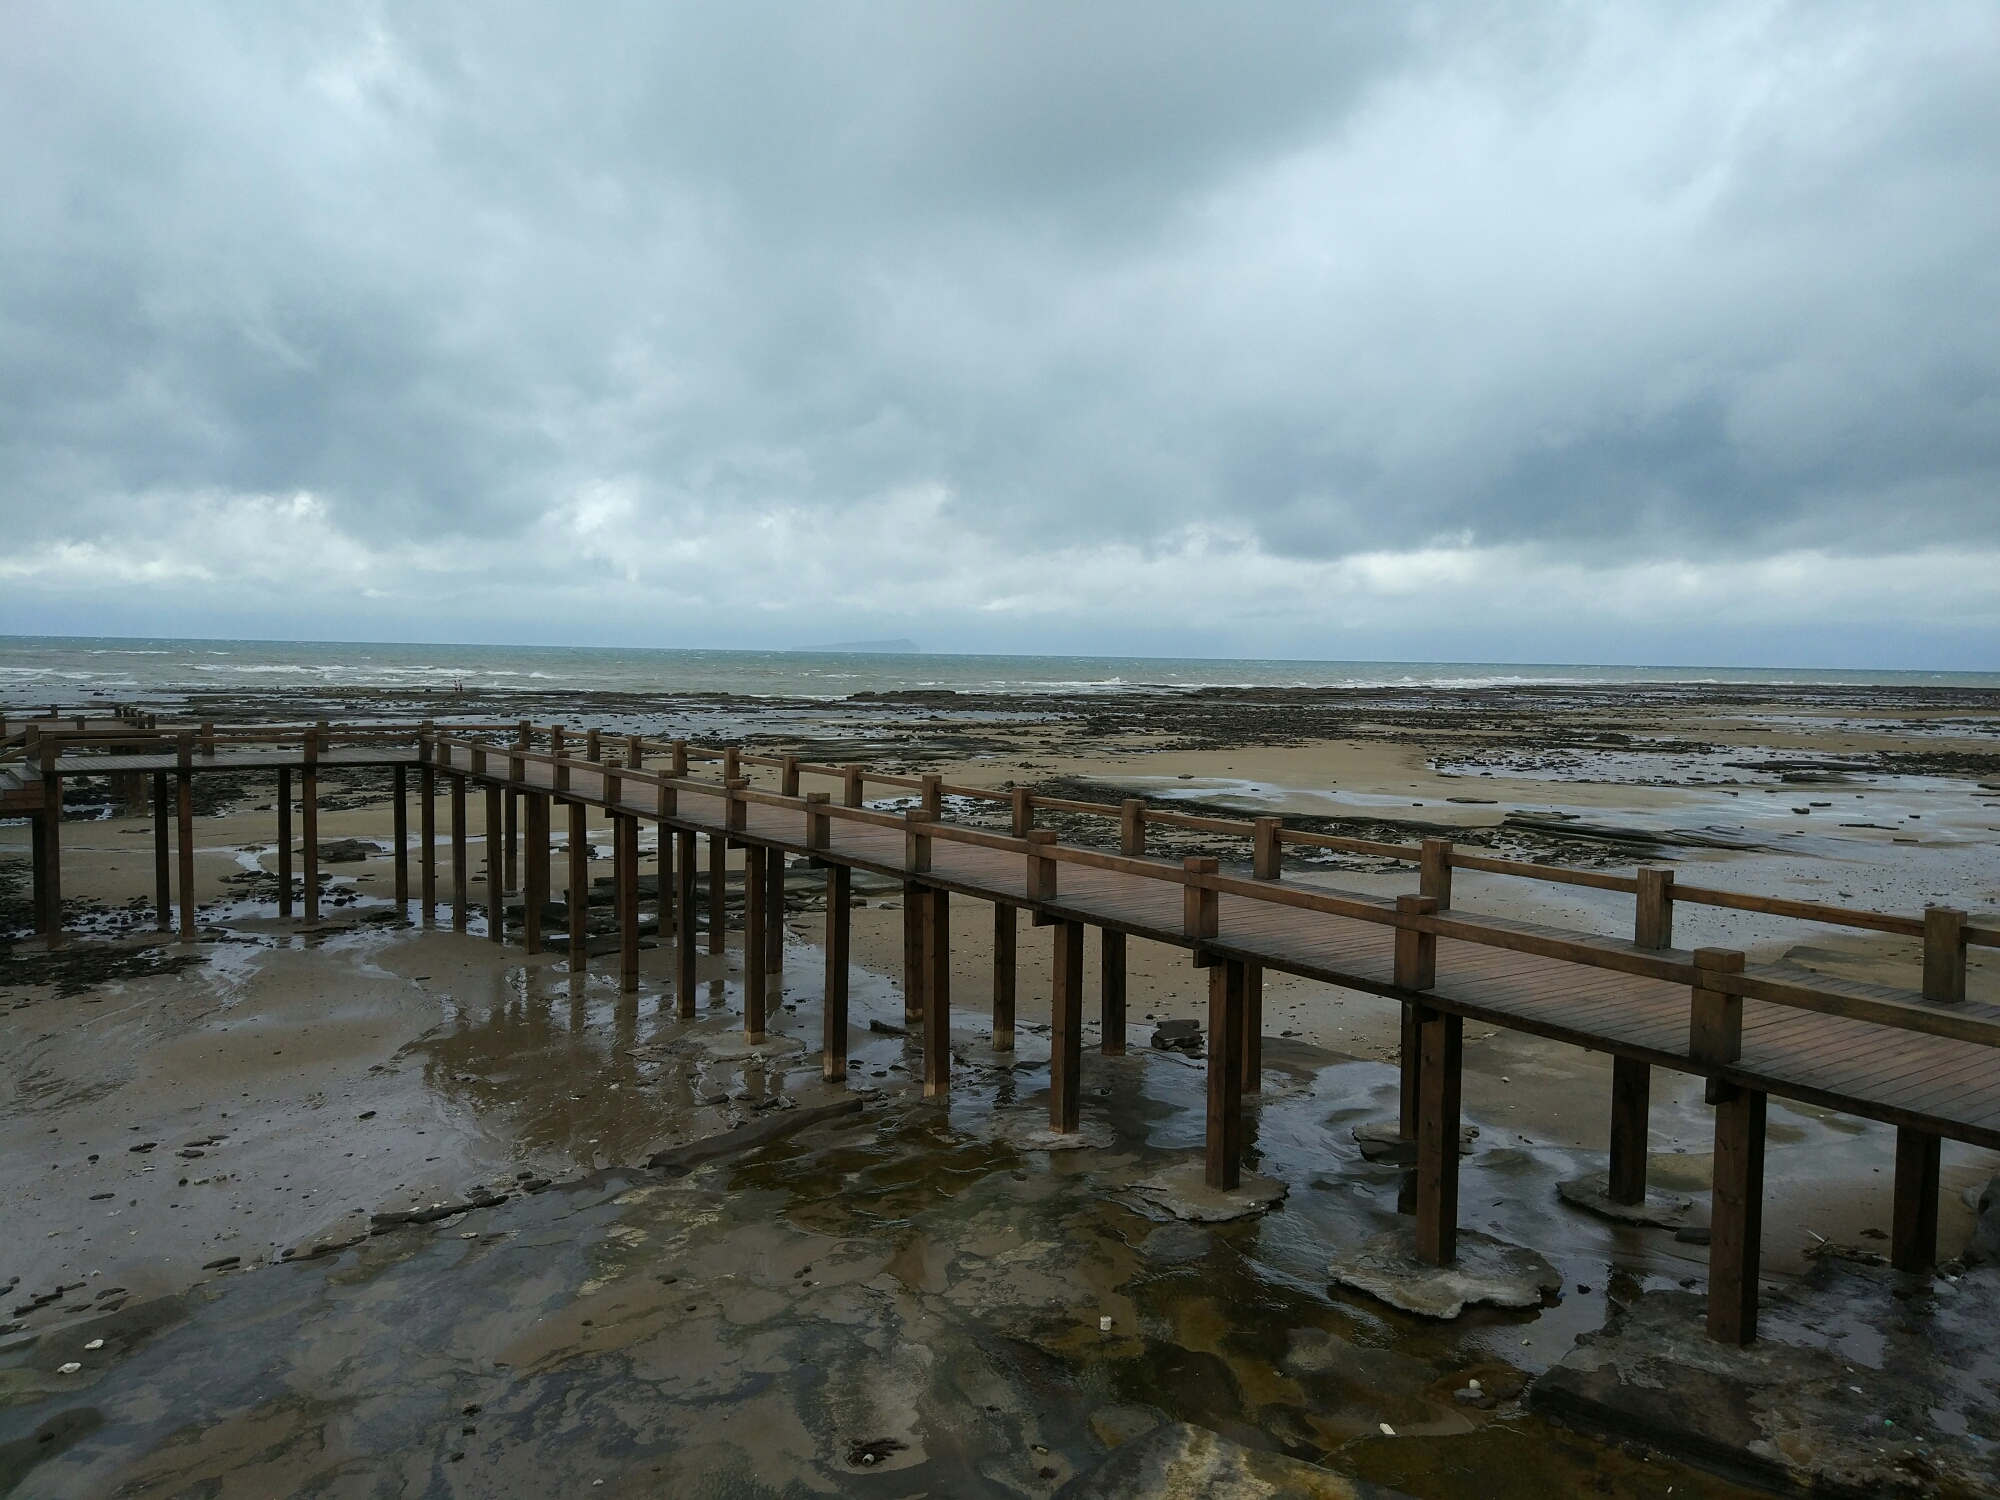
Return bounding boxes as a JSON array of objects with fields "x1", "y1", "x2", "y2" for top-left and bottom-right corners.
[
  {"x1": 1531, "y1": 1267, "x2": 2000, "y2": 1497},
  {"x1": 1054, "y1": 1421, "x2": 1405, "y2": 1499},
  {"x1": 1351, "y1": 1122, "x2": 1476, "y2": 1164},
  {"x1": 1556, "y1": 1171, "x2": 1695, "y2": 1229},
  {"x1": 1129, "y1": 1163, "x2": 1288, "y2": 1223},
  {"x1": 953, "y1": 1034, "x2": 1053, "y2": 1073},
  {"x1": 679, "y1": 1029, "x2": 807, "y2": 1062},
  {"x1": 1329, "y1": 1228, "x2": 1560, "y2": 1318},
  {"x1": 983, "y1": 1116, "x2": 1114, "y2": 1152}
]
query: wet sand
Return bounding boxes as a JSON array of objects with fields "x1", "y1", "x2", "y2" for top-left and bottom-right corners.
[{"x1": 3, "y1": 680, "x2": 1998, "y2": 1496}]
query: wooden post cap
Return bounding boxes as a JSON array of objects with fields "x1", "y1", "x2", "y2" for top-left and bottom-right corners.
[
  {"x1": 1694, "y1": 948, "x2": 1745, "y2": 973},
  {"x1": 1183, "y1": 855, "x2": 1218, "y2": 873},
  {"x1": 805, "y1": 791, "x2": 829, "y2": 804},
  {"x1": 1027, "y1": 829, "x2": 1057, "y2": 845},
  {"x1": 1397, "y1": 894, "x2": 1439, "y2": 915}
]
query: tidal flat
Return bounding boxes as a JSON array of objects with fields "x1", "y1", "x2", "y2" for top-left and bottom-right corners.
[{"x1": 3, "y1": 680, "x2": 1998, "y2": 1497}]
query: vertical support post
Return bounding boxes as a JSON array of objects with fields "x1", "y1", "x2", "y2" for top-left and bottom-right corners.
[
  {"x1": 177, "y1": 735, "x2": 195, "y2": 942},
  {"x1": 524, "y1": 793, "x2": 549, "y2": 955},
  {"x1": 302, "y1": 730, "x2": 321, "y2": 925},
  {"x1": 1420, "y1": 838, "x2": 1453, "y2": 909},
  {"x1": 902, "y1": 883, "x2": 925, "y2": 1024},
  {"x1": 419, "y1": 763, "x2": 436, "y2": 928},
  {"x1": 1011, "y1": 788, "x2": 1031, "y2": 838},
  {"x1": 276, "y1": 767, "x2": 292, "y2": 919},
  {"x1": 1607, "y1": 1057, "x2": 1652, "y2": 1205},
  {"x1": 676, "y1": 827, "x2": 697, "y2": 1018},
  {"x1": 921, "y1": 773, "x2": 942, "y2": 819},
  {"x1": 393, "y1": 765, "x2": 409, "y2": 910},
  {"x1": 1027, "y1": 831, "x2": 1059, "y2": 902},
  {"x1": 1120, "y1": 799, "x2": 1144, "y2": 857},
  {"x1": 743, "y1": 844, "x2": 767, "y2": 1041},
  {"x1": 765, "y1": 844, "x2": 785, "y2": 976},
  {"x1": 617, "y1": 815, "x2": 639, "y2": 995},
  {"x1": 1100, "y1": 929, "x2": 1127, "y2": 1054},
  {"x1": 504, "y1": 789, "x2": 518, "y2": 894},
  {"x1": 1396, "y1": 894, "x2": 1438, "y2": 1140},
  {"x1": 153, "y1": 771, "x2": 171, "y2": 930},
  {"x1": 781, "y1": 755, "x2": 800, "y2": 797},
  {"x1": 1708, "y1": 1083, "x2": 1767, "y2": 1345},
  {"x1": 707, "y1": 832, "x2": 725, "y2": 955},
  {"x1": 1892, "y1": 1127, "x2": 1942, "y2": 1275},
  {"x1": 1924, "y1": 907, "x2": 1968, "y2": 1004},
  {"x1": 1252, "y1": 817, "x2": 1281, "y2": 880},
  {"x1": 30, "y1": 794, "x2": 48, "y2": 936},
  {"x1": 1206, "y1": 958, "x2": 1247, "y2": 1190},
  {"x1": 1183, "y1": 855, "x2": 1217, "y2": 940},
  {"x1": 1414, "y1": 1004, "x2": 1463, "y2": 1264},
  {"x1": 486, "y1": 782, "x2": 504, "y2": 943},
  {"x1": 993, "y1": 902, "x2": 1016, "y2": 1052},
  {"x1": 1635, "y1": 867, "x2": 1674, "y2": 950},
  {"x1": 568, "y1": 800, "x2": 588, "y2": 973},
  {"x1": 842, "y1": 765, "x2": 864, "y2": 808},
  {"x1": 40, "y1": 767, "x2": 62, "y2": 941},
  {"x1": 1241, "y1": 962, "x2": 1263, "y2": 1092},
  {"x1": 1050, "y1": 918, "x2": 1084, "y2": 1133},
  {"x1": 923, "y1": 887, "x2": 951, "y2": 1097},
  {"x1": 449, "y1": 775, "x2": 467, "y2": 932},
  {"x1": 824, "y1": 862, "x2": 851, "y2": 1081}
]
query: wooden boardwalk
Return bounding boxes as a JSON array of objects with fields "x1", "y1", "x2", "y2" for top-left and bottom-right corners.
[{"x1": 9, "y1": 716, "x2": 2000, "y2": 1347}]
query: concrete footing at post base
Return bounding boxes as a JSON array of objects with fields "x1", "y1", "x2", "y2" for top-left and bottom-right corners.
[
  {"x1": 1328, "y1": 1227, "x2": 1561, "y2": 1319},
  {"x1": 1555, "y1": 1170, "x2": 1697, "y2": 1230},
  {"x1": 1127, "y1": 1162, "x2": 1289, "y2": 1223},
  {"x1": 1351, "y1": 1122, "x2": 1475, "y2": 1164}
]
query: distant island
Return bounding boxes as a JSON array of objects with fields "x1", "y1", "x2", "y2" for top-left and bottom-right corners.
[{"x1": 796, "y1": 639, "x2": 921, "y2": 653}]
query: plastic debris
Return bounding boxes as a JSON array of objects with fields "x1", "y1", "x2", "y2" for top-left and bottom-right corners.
[
  {"x1": 84, "y1": 1338, "x2": 104, "y2": 1350},
  {"x1": 58, "y1": 1362, "x2": 81, "y2": 1374},
  {"x1": 1378, "y1": 1422, "x2": 1395, "y2": 1436},
  {"x1": 1098, "y1": 1316, "x2": 1112, "y2": 1332}
]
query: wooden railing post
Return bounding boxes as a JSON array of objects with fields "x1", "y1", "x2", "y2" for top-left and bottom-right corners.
[
  {"x1": 905, "y1": 809, "x2": 932, "y2": 874},
  {"x1": 1011, "y1": 788, "x2": 1032, "y2": 838},
  {"x1": 921, "y1": 773, "x2": 942, "y2": 820},
  {"x1": 722, "y1": 745, "x2": 740, "y2": 783},
  {"x1": 1690, "y1": 947, "x2": 1762, "y2": 1345},
  {"x1": 302, "y1": 728, "x2": 320, "y2": 926},
  {"x1": 1253, "y1": 817, "x2": 1281, "y2": 880},
  {"x1": 805, "y1": 792, "x2": 830, "y2": 852},
  {"x1": 725, "y1": 777, "x2": 748, "y2": 834},
  {"x1": 782, "y1": 755, "x2": 800, "y2": 797},
  {"x1": 1028, "y1": 830, "x2": 1059, "y2": 902},
  {"x1": 1120, "y1": 799, "x2": 1145, "y2": 857},
  {"x1": 1924, "y1": 907, "x2": 1968, "y2": 1003},
  {"x1": 1394, "y1": 893, "x2": 1437, "y2": 991},
  {"x1": 842, "y1": 765, "x2": 864, "y2": 807},
  {"x1": 1420, "y1": 838, "x2": 1452, "y2": 909},
  {"x1": 199, "y1": 720, "x2": 215, "y2": 758},
  {"x1": 1636, "y1": 867, "x2": 1675, "y2": 950},
  {"x1": 1690, "y1": 947, "x2": 1745, "y2": 1073},
  {"x1": 1183, "y1": 856, "x2": 1218, "y2": 941},
  {"x1": 585, "y1": 728, "x2": 601, "y2": 762}
]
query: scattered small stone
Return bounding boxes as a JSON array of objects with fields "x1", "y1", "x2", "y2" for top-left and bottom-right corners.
[
  {"x1": 202, "y1": 1256, "x2": 240, "y2": 1270},
  {"x1": 58, "y1": 1362, "x2": 81, "y2": 1375},
  {"x1": 358, "y1": 1111, "x2": 376, "y2": 1120},
  {"x1": 84, "y1": 1338, "x2": 104, "y2": 1350}
]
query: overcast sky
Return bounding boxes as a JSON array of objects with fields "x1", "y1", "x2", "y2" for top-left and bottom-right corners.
[{"x1": 3, "y1": 2, "x2": 1997, "y2": 667}]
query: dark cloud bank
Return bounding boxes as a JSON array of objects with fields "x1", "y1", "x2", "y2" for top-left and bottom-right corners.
[{"x1": 3, "y1": 2, "x2": 1997, "y2": 666}]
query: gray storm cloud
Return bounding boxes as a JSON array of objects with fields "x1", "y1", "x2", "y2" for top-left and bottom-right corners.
[{"x1": 2, "y1": 1, "x2": 1997, "y2": 663}]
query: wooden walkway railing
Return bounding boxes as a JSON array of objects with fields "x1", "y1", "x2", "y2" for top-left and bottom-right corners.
[{"x1": 11, "y1": 716, "x2": 2000, "y2": 1348}]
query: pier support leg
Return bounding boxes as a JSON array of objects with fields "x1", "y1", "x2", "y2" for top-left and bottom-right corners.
[
  {"x1": 393, "y1": 766, "x2": 408, "y2": 910},
  {"x1": 993, "y1": 903, "x2": 1017, "y2": 1052},
  {"x1": 1399, "y1": 1004, "x2": 1422, "y2": 1142},
  {"x1": 824, "y1": 863, "x2": 851, "y2": 1081},
  {"x1": 302, "y1": 766, "x2": 319, "y2": 925},
  {"x1": 419, "y1": 767, "x2": 436, "y2": 928},
  {"x1": 153, "y1": 772, "x2": 171, "y2": 930},
  {"x1": 275, "y1": 768, "x2": 292, "y2": 919},
  {"x1": 924, "y1": 887, "x2": 950, "y2": 1097},
  {"x1": 903, "y1": 882, "x2": 924, "y2": 1025},
  {"x1": 765, "y1": 850, "x2": 784, "y2": 977},
  {"x1": 38, "y1": 789, "x2": 62, "y2": 940},
  {"x1": 30, "y1": 804, "x2": 48, "y2": 936},
  {"x1": 1707, "y1": 1083, "x2": 1767, "y2": 1345},
  {"x1": 1100, "y1": 929, "x2": 1126, "y2": 1055},
  {"x1": 1892, "y1": 1126, "x2": 1941, "y2": 1275},
  {"x1": 1050, "y1": 918, "x2": 1084, "y2": 1132},
  {"x1": 567, "y1": 801, "x2": 588, "y2": 973},
  {"x1": 1241, "y1": 962, "x2": 1263, "y2": 1092},
  {"x1": 1206, "y1": 958, "x2": 1247, "y2": 1190},
  {"x1": 744, "y1": 844, "x2": 767, "y2": 1041},
  {"x1": 177, "y1": 769, "x2": 195, "y2": 941},
  {"x1": 676, "y1": 828, "x2": 697, "y2": 1018},
  {"x1": 504, "y1": 789, "x2": 518, "y2": 894},
  {"x1": 524, "y1": 793, "x2": 549, "y2": 955},
  {"x1": 617, "y1": 815, "x2": 639, "y2": 994},
  {"x1": 485, "y1": 782, "x2": 504, "y2": 943},
  {"x1": 1608, "y1": 1058, "x2": 1651, "y2": 1205},
  {"x1": 1415, "y1": 1005, "x2": 1463, "y2": 1264},
  {"x1": 707, "y1": 833, "x2": 725, "y2": 954},
  {"x1": 449, "y1": 775, "x2": 467, "y2": 932}
]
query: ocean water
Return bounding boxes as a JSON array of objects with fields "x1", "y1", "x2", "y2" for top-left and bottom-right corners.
[{"x1": 2, "y1": 634, "x2": 1996, "y2": 707}]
